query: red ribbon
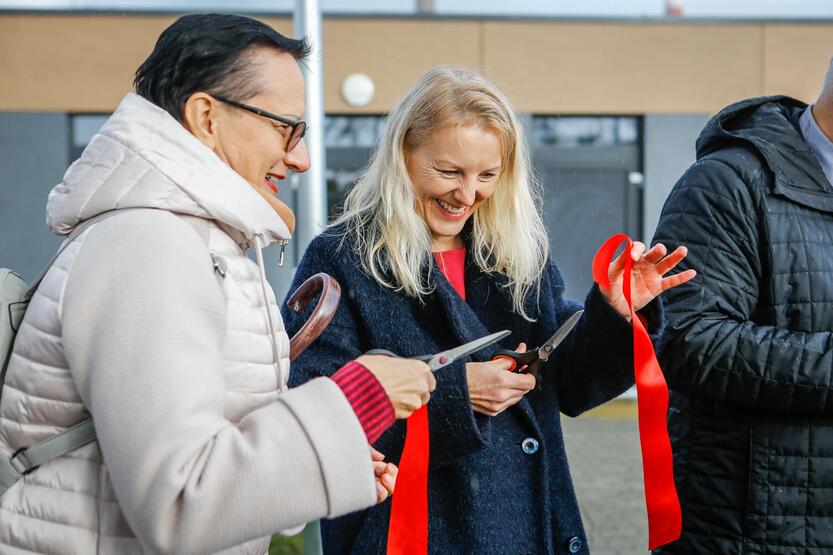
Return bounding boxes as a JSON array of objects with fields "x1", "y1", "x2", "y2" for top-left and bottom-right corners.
[
  {"x1": 387, "y1": 405, "x2": 429, "y2": 555},
  {"x1": 592, "y1": 234, "x2": 682, "y2": 550}
]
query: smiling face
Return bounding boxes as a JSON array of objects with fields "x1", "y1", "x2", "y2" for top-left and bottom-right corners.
[
  {"x1": 184, "y1": 47, "x2": 310, "y2": 233},
  {"x1": 406, "y1": 122, "x2": 502, "y2": 251}
]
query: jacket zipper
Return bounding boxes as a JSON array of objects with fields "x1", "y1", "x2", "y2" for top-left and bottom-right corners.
[{"x1": 278, "y1": 239, "x2": 288, "y2": 267}]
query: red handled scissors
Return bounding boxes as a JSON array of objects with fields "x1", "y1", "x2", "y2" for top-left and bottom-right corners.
[
  {"x1": 491, "y1": 310, "x2": 584, "y2": 373},
  {"x1": 366, "y1": 330, "x2": 511, "y2": 372}
]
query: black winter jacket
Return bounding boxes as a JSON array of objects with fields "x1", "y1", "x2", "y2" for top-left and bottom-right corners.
[{"x1": 653, "y1": 96, "x2": 833, "y2": 555}]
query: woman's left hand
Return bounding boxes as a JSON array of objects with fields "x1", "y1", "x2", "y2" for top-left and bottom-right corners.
[{"x1": 602, "y1": 242, "x2": 696, "y2": 318}]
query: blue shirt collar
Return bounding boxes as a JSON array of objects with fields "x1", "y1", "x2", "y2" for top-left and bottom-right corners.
[{"x1": 799, "y1": 105, "x2": 833, "y2": 188}]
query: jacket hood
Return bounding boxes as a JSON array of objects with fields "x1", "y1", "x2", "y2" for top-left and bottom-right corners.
[
  {"x1": 46, "y1": 92, "x2": 291, "y2": 247},
  {"x1": 696, "y1": 95, "x2": 833, "y2": 213}
]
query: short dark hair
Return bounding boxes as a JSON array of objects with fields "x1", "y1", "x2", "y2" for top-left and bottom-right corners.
[{"x1": 134, "y1": 13, "x2": 310, "y2": 121}]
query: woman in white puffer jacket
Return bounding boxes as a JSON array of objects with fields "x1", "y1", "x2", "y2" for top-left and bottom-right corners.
[{"x1": 0, "y1": 14, "x2": 434, "y2": 555}]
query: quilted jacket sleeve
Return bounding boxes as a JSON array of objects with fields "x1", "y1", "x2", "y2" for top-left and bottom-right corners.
[{"x1": 653, "y1": 158, "x2": 833, "y2": 414}]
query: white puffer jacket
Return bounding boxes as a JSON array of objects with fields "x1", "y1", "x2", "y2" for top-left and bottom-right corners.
[{"x1": 0, "y1": 93, "x2": 376, "y2": 554}]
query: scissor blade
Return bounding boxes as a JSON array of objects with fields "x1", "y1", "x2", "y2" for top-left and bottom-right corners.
[
  {"x1": 537, "y1": 310, "x2": 583, "y2": 361},
  {"x1": 429, "y1": 330, "x2": 511, "y2": 371}
]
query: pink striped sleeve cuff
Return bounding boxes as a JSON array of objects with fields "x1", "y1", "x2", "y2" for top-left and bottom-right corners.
[{"x1": 331, "y1": 360, "x2": 395, "y2": 444}]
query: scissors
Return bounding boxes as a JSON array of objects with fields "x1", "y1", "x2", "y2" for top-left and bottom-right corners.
[
  {"x1": 491, "y1": 310, "x2": 584, "y2": 373},
  {"x1": 366, "y1": 330, "x2": 511, "y2": 372}
]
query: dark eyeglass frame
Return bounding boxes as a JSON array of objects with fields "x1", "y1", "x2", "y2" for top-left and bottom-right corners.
[{"x1": 213, "y1": 94, "x2": 307, "y2": 152}]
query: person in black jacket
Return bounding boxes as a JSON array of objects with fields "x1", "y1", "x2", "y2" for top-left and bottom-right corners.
[{"x1": 653, "y1": 64, "x2": 833, "y2": 554}]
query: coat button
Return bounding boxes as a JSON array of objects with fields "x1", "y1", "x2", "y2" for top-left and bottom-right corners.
[
  {"x1": 567, "y1": 536, "x2": 582, "y2": 553},
  {"x1": 521, "y1": 437, "x2": 539, "y2": 455}
]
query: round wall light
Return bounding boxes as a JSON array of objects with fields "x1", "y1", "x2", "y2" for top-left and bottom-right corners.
[{"x1": 341, "y1": 73, "x2": 375, "y2": 108}]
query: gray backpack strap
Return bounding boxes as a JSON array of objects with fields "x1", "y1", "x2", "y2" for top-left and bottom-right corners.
[
  {"x1": 0, "y1": 418, "x2": 95, "y2": 497},
  {"x1": 0, "y1": 209, "x2": 142, "y2": 498}
]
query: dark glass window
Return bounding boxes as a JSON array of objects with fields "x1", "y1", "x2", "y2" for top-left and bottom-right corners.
[
  {"x1": 531, "y1": 116, "x2": 639, "y2": 147},
  {"x1": 324, "y1": 115, "x2": 385, "y2": 217},
  {"x1": 71, "y1": 114, "x2": 109, "y2": 159}
]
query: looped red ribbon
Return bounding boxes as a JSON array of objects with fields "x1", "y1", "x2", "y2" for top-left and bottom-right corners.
[{"x1": 592, "y1": 234, "x2": 682, "y2": 550}]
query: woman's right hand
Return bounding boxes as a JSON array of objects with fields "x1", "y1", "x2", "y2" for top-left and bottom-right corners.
[
  {"x1": 466, "y1": 343, "x2": 536, "y2": 416},
  {"x1": 356, "y1": 354, "x2": 436, "y2": 419}
]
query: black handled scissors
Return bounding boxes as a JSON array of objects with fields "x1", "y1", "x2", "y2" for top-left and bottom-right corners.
[
  {"x1": 366, "y1": 330, "x2": 511, "y2": 372},
  {"x1": 491, "y1": 310, "x2": 584, "y2": 373}
]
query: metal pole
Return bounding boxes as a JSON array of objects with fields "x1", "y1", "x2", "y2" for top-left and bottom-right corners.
[
  {"x1": 294, "y1": 0, "x2": 327, "y2": 265},
  {"x1": 293, "y1": 4, "x2": 326, "y2": 552},
  {"x1": 292, "y1": 0, "x2": 327, "y2": 555}
]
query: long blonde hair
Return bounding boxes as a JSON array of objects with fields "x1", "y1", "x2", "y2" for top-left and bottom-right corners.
[{"x1": 330, "y1": 65, "x2": 550, "y2": 319}]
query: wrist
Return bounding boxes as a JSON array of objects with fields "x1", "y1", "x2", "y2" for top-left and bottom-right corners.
[{"x1": 331, "y1": 360, "x2": 395, "y2": 443}]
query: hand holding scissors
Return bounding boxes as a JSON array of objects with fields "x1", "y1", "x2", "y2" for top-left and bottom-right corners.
[
  {"x1": 359, "y1": 330, "x2": 510, "y2": 419},
  {"x1": 491, "y1": 310, "x2": 584, "y2": 374}
]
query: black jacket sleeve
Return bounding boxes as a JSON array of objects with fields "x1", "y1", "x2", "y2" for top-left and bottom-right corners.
[{"x1": 653, "y1": 158, "x2": 833, "y2": 414}]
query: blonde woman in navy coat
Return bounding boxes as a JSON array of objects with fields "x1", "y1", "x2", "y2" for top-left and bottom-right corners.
[{"x1": 283, "y1": 66, "x2": 695, "y2": 554}]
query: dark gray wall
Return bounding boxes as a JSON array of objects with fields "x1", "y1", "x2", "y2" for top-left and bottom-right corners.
[
  {"x1": 643, "y1": 114, "x2": 710, "y2": 241},
  {"x1": 0, "y1": 112, "x2": 69, "y2": 282},
  {"x1": 534, "y1": 145, "x2": 642, "y2": 301}
]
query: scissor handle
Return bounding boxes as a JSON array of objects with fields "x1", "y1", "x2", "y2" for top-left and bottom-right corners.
[{"x1": 491, "y1": 349, "x2": 539, "y2": 373}]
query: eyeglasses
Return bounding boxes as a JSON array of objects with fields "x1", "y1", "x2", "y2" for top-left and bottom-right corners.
[{"x1": 213, "y1": 94, "x2": 307, "y2": 152}]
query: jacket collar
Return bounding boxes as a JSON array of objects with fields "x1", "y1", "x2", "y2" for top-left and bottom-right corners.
[
  {"x1": 429, "y1": 259, "x2": 495, "y2": 362},
  {"x1": 47, "y1": 93, "x2": 291, "y2": 248},
  {"x1": 427, "y1": 225, "x2": 505, "y2": 359},
  {"x1": 697, "y1": 95, "x2": 833, "y2": 213}
]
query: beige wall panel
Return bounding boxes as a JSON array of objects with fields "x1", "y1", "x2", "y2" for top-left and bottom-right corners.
[
  {"x1": 5, "y1": 16, "x2": 833, "y2": 115},
  {"x1": 482, "y1": 22, "x2": 763, "y2": 114},
  {"x1": 0, "y1": 15, "x2": 292, "y2": 112},
  {"x1": 322, "y1": 19, "x2": 481, "y2": 113},
  {"x1": 763, "y1": 24, "x2": 833, "y2": 103}
]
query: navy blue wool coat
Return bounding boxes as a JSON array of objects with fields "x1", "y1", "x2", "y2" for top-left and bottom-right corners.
[{"x1": 283, "y1": 230, "x2": 663, "y2": 555}]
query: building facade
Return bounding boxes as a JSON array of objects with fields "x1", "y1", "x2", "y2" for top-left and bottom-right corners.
[{"x1": 1, "y1": 11, "x2": 831, "y2": 298}]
